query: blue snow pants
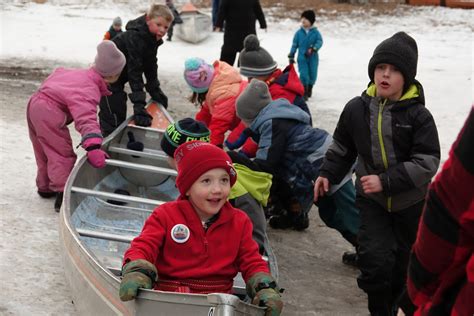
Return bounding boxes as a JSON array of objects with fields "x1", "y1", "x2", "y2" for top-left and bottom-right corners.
[{"x1": 297, "y1": 54, "x2": 319, "y2": 86}]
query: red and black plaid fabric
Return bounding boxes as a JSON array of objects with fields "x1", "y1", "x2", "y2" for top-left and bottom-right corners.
[{"x1": 406, "y1": 107, "x2": 474, "y2": 316}]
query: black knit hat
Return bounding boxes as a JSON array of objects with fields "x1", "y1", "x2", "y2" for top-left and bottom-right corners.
[
  {"x1": 239, "y1": 35, "x2": 278, "y2": 78},
  {"x1": 368, "y1": 31, "x2": 418, "y2": 90},
  {"x1": 160, "y1": 118, "x2": 210, "y2": 157},
  {"x1": 301, "y1": 10, "x2": 315, "y2": 25}
]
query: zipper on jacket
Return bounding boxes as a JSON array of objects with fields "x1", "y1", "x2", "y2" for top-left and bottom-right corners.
[{"x1": 377, "y1": 99, "x2": 392, "y2": 211}]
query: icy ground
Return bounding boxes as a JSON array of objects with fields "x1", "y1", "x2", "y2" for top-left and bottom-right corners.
[{"x1": 0, "y1": 1, "x2": 472, "y2": 315}]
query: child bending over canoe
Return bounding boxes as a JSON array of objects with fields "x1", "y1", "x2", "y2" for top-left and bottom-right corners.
[
  {"x1": 27, "y1": 40, "x2": 125, "y2": 212},
  {"x1": 119, "y1": 141, "x2": 282, "y2": 315}
]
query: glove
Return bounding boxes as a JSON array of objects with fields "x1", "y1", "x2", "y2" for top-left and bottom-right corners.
[
  {"x1": 287, "y1": 54, "x2": 295, "y2": 64},
  {"x1": 225, "y1": 124, "x2": 251, "y2": 150},
  {"x1": 133, "y1": 108, "x2": 153, "y2": 127},
  {"x1": 246, "y1": 272, "x2": 283, "y2": 316},
  {"x1": 82, "y1": 137, "x2": 109, "y2": 168},
  {"x1": 150, "y1": 86, "x2": 168, "y2": 109},
  {"x1": 305, "y1": 47, "x2": 315, "y2": 58},
  {"x1": 241, "y1": 139, "x2": 258, "y2": 158},
  {"x1": 119, "y1": 259, "x2": 158, "y2": 301}
]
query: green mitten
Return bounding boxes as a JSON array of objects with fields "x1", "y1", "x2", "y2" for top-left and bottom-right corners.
[
  {"x1": 253, "y1": 288, "x2": 283, "y2": 316},
  {"x1": 119, "y1": 259, "x2": 158, "y2": 301},
  {"x1": 246, "y1": 272, "x2": 283, "y2": 316}
]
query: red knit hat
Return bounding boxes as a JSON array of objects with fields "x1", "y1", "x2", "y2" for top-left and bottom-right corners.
[{"x1": 174, "y1": 141, "x2": 237, "y2": 196}]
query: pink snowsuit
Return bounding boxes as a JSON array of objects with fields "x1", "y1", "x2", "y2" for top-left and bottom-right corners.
[{"x1": 27, "y1": 67, "x2": 111, "y2": 193}]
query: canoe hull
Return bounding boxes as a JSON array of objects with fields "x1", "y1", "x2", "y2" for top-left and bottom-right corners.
[{"x1": 175, "y1": 12, "x2": 212, "y2": 44}]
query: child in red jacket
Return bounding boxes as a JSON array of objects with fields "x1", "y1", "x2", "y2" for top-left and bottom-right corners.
[
  {"x1": 119, "y1": 141, "x2": 282, "y2": 315},
  {"x1": 183, "y1": 57, "x2": 257, "y2": 156}
]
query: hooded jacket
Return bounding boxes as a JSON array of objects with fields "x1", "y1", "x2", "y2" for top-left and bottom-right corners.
[
  {"x1": 195, "y1": 60, "x2": 248, "y2": 146},
  {"x1": 320, "y1": 82, "x2": 440, "y2": 211},
  {"x1": 112, "y1": 15, "x2": 163, "y2": 100},
  {"x1": 266, "y1": 64, "x2": 311, "y2": 121},
  {"x1": 247, "y1": 98, "x2": 333, "y2": 204}
]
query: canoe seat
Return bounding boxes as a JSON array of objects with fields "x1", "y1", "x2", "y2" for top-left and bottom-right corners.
[
  {"x1": 71, "y1": 186, "x2": 165, "y2": 206},
  {"x1": 105, "y1": 159, "x2": 178, "y2": 176},
  {"x1": 108, "y1": 145, "x2": 169, "y2": 160}
]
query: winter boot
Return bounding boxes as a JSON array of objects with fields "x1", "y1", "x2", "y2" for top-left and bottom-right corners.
[
  {"x1": 269, "y1": 212, "x2": 295, "y2": 229},
  {"x1": 293, "y1": 211, "x2": 309, "y2": 231},
  {"x1": 54, "y1": 192, "x2": 64, "y2": 213},
  {"x1": 37, "y1": 190, "x2": 57, "y2": 198},
  {"x1": 303, "y1": 86, "x2": 309, "y2": 101},
  {"x1": 307, "y1": 85, "x2": 313, "y2": 98},
  {"x1": 342, "y1": 251, "x2": 359, "y2": 268}
]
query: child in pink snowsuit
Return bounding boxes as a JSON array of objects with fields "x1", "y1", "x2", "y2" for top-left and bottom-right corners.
[{"x1": 27, "y1": 40, "x2": 126, "y2": 212}]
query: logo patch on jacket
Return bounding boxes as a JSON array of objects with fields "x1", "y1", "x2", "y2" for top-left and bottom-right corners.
[{"x1": 171, "y1": 224, "x2": 190, "y2": 243}]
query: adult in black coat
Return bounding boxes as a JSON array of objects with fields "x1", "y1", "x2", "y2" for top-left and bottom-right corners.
[
  {"x1": 98, "y1": 4, "x2": 173, "y2": 136},
  {"x1": 215, "y1": 0, "x2": 267, "y2": 66}
]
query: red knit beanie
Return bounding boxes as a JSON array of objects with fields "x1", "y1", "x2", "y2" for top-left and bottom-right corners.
[{"x1": 174, "y1": 141, "x2": 237, "y2": 196}]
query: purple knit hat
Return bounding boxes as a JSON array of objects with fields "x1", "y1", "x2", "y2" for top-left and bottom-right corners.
[
  {"x1": 94, "y1": 40, "x2": 126, "y2": 77},
  {"x1": 183, "y1": 58, "x2": 214, "y2": 93}
]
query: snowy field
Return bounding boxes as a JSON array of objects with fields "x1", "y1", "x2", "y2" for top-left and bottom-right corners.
[{"x1": 0, "y1": 1, "x2": 472, "y2": 315}]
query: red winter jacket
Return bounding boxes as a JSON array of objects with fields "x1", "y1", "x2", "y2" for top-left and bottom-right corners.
[
  {"x1": 123, "y1": 199, "x2": 269, "y2": 293},
  {"x1": 405, "y1": 107, "x2": 474, "y2": 316},
  {"x1": 195, "y1": 60, "x2": 248, "y2": 146}
]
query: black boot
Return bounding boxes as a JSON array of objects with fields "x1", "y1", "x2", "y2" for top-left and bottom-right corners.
[
  {"x1": 37, "y1": 190, "x2": 57, "y2": 198},
  {"x1": 303, "y1": 86, "x2": 309, "y2": 101},
  {"x1": 308, "y1": 85, "x2": 313, "y2": 98},
  {"x1": 54, "y1": 192, "x2": 64, "y2": 213},
  {"x1": 269, "y1": 212, "x2": 294, "y2": 229},
  {"x1": 293, "y1": 212, "x2": 309, "y2": 231},
  {"x1": 342, "y1": 251, "x2": 359, "y2": 268}
]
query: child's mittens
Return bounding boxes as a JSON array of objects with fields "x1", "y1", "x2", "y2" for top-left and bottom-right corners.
[
  {"x1": 82, "y1": 137, "x2": 109, "y2": 168},
  {"x1": 246, "y1": 272, "x2": 283, "y2": 316},
  {"x1": 287, "y1": 54, "x2": 295, "y2": 64},
  {"x1": 225, "y1": 123, "x2": 251, "y2": 150},
  {"x1": 119, "y1": 259, "x2": 158, "y2": 301},
  {"x1": 304, "y1": 47, "x2": 315, "y2": 57},
  {"x1": 133, "y1": 108, "x2": 153, "y2": 127}
]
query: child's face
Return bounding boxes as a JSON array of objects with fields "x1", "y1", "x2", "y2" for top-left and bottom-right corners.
[
  {"x1": 374, "y1": 63, "x2": 405, "y2": 101},
  {"x1": 301, "y1": 17, "x2": 312, "y2": 28},
  {"x1": 113, "y1": 24, "x2": 121, "y2": 31},
  {"x1": 186, "y1": 168, "x2": 231, "y2": 221},
  {"x1": 104, "y1": 73, "x2": 120, "y2": 84},
  {"x1": 148, "y1": 16, "x2": 171, "y2": 40}
]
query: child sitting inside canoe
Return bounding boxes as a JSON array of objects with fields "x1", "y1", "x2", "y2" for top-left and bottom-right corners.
[
  {"x1": 160, "y1": 118, "x2": 272, "y2": 254},
  {"x1": 119, "y1": 141, "x2": 282, "y2": 315}
]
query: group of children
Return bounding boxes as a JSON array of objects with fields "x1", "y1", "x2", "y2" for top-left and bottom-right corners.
[{"x1": 27, "y1": 3, "x2": 445, "y2": 315}]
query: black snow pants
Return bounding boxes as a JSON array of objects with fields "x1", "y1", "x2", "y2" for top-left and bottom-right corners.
[
  {"x1": 356, "y1": 196, "x2": 423, "y2": 316},
  {"x1": 99, "y1": 78, "x2": 128, "y2": 137}
]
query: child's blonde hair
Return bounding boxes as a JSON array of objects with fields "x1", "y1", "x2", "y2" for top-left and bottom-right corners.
[{"x1": 147, "y1": 4, "x2": 174, "y2": 23}]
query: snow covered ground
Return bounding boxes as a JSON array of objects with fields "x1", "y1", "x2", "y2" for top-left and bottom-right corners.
[
  {"x1": 1, "y1": 2, "x2": 472, "y2": 159},
  {"x1": 0, "y1": 1, "x2": 472, "y2": 315}
]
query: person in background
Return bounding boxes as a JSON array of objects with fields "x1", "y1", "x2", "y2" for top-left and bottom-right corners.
[
  {"x1": 98, "y1": 4, "x2": 173, "y2": 136},
  {"x1": 314, "y1": 32, "x2": 440, "y2": 315},
  {"x1": 288, "y1": 10, "x2": 323, "y2": 100},
  {"x1": 160, "y1": 118, "x2": 272, "y2": 254},
  {"x1": 212, "y1": 0, "x2": 220, "y2": 31},
  {"x1": 103, "y1": 16, "x2": 123, "y2": 40},
  {"x1": 398, "y1": 107, "x2": 474, "y2": 316},
  {"x1": 183, "y1": 57, "x2": 256, "y2": 155},
  {"x1": 165, "y1": 0, "x2": 183, "y2": 41},
  {"x1": 215, "y1": 0, "x2": 267, "y2": 66},
  {"x1": 119, "y1": 141, "x2": 283, "y2": 315},
  {"x1": 27, "y1": 41, "x2": 125, "y2": 212}
]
